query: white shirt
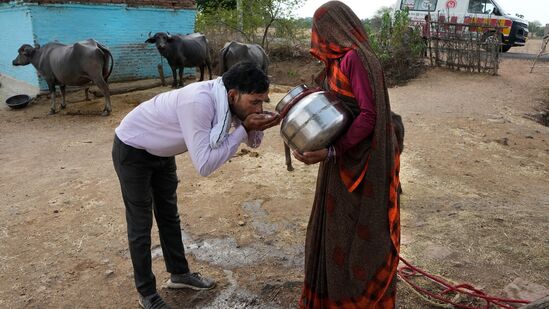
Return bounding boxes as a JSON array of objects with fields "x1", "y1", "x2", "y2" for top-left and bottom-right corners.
[{"x1": 115, "y1": 80, "x2": 263, "y2": 176}]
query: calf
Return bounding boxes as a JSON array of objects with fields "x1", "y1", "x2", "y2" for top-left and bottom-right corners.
[
  {"x1": 12, "y1": 39, "x2": 113, "y2": 116},
  {"x1": 146, "y1": 32, "x2": 212, "y2": 88}
]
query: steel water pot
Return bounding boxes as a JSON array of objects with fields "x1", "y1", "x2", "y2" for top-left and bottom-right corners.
[{"x1": 276, "y1": 84, "x2": 351, "y2": 153}]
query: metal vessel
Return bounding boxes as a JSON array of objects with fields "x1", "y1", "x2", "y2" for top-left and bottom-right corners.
[{"x1": 276, "y1": 85, "x2": 351, "y2": 152}]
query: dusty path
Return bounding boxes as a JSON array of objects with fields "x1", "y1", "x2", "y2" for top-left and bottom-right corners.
[
  {"x1": 0, "y1": 58, "x2": 547, "y2": 308},
  {"x1": 501, "y1": 53, "x2": 549, "y2": 61}
]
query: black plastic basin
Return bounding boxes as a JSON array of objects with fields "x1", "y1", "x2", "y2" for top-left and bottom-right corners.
[{"x1": 5, "y1": 94, "x2": 31, "y2": 109}]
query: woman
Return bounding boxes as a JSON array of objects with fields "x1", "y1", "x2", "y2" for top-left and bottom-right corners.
[{"x1": 292, "y1": 1, "x2": 401, "y2": 308}]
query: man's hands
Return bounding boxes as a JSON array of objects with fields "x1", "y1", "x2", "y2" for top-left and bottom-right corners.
[
  {"x1": 243, "y1": 111, "x2": 281, "y2": 131},
  {"x1": 292, "y1": 148, "x2": 328, "y2": 165}
]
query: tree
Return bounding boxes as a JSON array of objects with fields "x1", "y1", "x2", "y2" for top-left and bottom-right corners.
[
  {"x1": 364, "y1": 6, "x2": 393, "y2": 33},
  {"x1": 196, "y1": 0, "x2": 303, "y2": 48},
  {"x1": 256, "y1": 0, "x2": 302, "y2": 47},
  {"x1": 196, "y1": 0, "x2": 236, "y2": 11},
  {"x1": 528, "y1": 21, "x2": 546, "y2": 38},
  {"x1": 295, "y1": 17, "x2": 312, "y2": 29}
]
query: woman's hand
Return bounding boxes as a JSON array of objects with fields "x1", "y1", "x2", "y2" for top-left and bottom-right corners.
[
  {"x1": 292, "y1": 148, "x2": 328, "y2": 165},
  {"x1": 243, "y1": 111, "x2": 281, "y2": 131}
]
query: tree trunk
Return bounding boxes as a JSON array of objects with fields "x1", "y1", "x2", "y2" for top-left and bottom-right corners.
[
  {"x1": 261, "y1": 18, "x2": 275, "y2": 48},
  {"x1": 237, "y1": 0, "x2": 243, "y2": 41}
]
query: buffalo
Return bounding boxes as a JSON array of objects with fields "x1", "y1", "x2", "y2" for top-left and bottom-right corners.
[
  {"x1": 217, "y1": 41, "x2": 270, "y2": 75},
  {"x1": 12, "y1": 39, "x2": 114, "y2": 116},
  {"x1": 146, "y1": 32, "x2": 212, "y2": 88}
]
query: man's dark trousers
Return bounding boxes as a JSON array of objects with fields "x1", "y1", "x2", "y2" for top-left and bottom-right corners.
[{"x1": 112, "y1": 135, "x2": 190, "y2": 297}]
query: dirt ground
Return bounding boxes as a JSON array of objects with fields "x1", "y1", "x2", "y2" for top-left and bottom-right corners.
[
  {"x1": 0, "y1": 55, "x2": 548, "y2": 309},
  {"x1": 508, "y1": 38, "x2": 548, "y2": 55}
]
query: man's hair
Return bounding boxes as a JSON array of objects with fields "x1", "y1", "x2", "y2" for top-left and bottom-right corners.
[{"x1": 222, "y1": 61, "x2": 269, "y2": 94}]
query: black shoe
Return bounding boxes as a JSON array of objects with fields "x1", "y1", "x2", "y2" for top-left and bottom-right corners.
[
  {"x1": 138, "y1": 293, "x2": 171, "y2": 309},
  {"x1": 167, "y1": 272, "x2": 216, "y2": 290}
]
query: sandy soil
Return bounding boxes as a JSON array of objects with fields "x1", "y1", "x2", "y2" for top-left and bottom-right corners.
[
  {"x1": 0, "y1": 57, "x2": 548, "y2": 308},
  {"x1": 508, "y1": 39, "x2": 547, "y2": 55}
]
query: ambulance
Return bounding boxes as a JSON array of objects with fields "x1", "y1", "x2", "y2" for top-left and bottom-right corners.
[{"x1": 396, "y1": 0, "x2": 529, "y2": 52}]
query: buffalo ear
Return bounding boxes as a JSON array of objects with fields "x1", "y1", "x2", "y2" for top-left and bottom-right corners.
[
  {"x1": 145, "y1": 38, "x2": 156, "y2": 44},
  {"x1": 24, "y1": 47, "x2": 35, "y2": 57}
]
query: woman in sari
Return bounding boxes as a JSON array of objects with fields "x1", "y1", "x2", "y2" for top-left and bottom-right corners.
[{"x1": 292, "y1": 1, "x2": 402, "y2": 308}]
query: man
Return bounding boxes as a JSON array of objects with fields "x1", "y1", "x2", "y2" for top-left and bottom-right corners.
[
  {"x1": 112, "y1": 62, "x2": 280, "y2": 309},
  {"x1": 422, "y1": 14, "x2": 431, "y2": 57}
]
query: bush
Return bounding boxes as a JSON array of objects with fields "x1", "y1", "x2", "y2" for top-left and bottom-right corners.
[
  {"x1": 528, "y1": 21, "x2": 547, "y2": 38},
  {"x1": 195, "y1": 0, "x2": 304, "y2": 50},
  {"x1": 367, "y1": 9, "x2": 425, "y2": 86}
]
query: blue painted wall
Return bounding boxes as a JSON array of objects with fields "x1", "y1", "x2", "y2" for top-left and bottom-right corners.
[
  {"x1": 0, "y1": 2, "x2": 196, "y2": 90},
  {"x1": 0, "y1": 5, "x2": 39, "y2": 86}
]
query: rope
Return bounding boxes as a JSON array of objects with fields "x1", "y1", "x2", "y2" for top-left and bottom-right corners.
[
  {"x1": 398, "y1": 273, "x2": 455, "y2": 308},
  {"x1": 397, "y1": 256, "x2": 531, "y2": 309}
]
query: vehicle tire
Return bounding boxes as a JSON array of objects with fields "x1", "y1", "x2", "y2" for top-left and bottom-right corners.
[
  {"x1": 500, "y1": 44, "x2": 512, "y2": 53},
  {"x1": 482, "y1": 31, "x2": 498, "y2": 43},
  {"x1": 482, "y1": 32, "x2": 512, "y2": 53},
  {"x1": 481, "y1": 31, "x2": 500, "y2": 51}
]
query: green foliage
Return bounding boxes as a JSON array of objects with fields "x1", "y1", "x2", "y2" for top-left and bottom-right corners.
[
  {"x1": 294, "y1": 17, "x2": 312, "y2": 29},
  {"x1": 366, "y1": 8, "x2": 425, "y2": 85},
  {"x1": 196, "y1": 0, "x2": 303, "y2": 49},
  {"x1": 198, "y1": 2, "x2": 424, "y2": 85},
  {"x1": 528, "y1": 21, "x2": 546, "y2": 38},
  {"x1": 363, "y1": 6, "x2": 393, "y2": 33},
  {"x1": 270, "y1": 17, "x2": 308, "y2": 46},
  {"x1": 196, "y1": 0, "x2": 236, "y2": 11}
]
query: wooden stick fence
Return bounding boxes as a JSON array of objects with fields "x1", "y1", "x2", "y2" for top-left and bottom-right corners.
[
  {"x1": 530, "y1": 24, "x2": 549, "y2": 73},
  {"x1": 426, "y1": 17, "x2": 503, "y2": 75}
]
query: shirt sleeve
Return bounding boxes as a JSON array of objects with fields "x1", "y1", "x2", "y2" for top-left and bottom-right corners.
[
  {"x1": 177, "y1": 101, "x2": 248, "y2": 177},
  {"x1": 334, "y1": 49, "x2": 377, "y2": 155}
]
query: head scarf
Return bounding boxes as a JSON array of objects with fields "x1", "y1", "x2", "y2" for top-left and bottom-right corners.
[{"x1": 310, "y1": 1, "x2": 377, "y2": 100}]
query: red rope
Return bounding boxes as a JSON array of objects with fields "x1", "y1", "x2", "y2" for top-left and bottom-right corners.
[{"x1": 398, "y1": 256, "x2": 531, "y2": 309}]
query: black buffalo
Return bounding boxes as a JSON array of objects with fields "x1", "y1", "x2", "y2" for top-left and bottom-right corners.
[
  {"x1": 217, "y1": 41, "x2": 270, "y2": 75},
  {"x1": 146, "y1": 32, "x2": 212, "y2": 88},
  {"x1": 12, "y1": 39, "x2": 114, "y2": 116}
]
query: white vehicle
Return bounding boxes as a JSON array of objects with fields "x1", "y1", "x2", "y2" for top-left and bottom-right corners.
[{"x1": 395, "y1": 0, "x2": 529, "y2": 52}]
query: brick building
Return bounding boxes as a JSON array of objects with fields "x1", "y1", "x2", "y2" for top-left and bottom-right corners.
[{"x1": 0, "y1": 0, "x2": 197, "y2": 92}]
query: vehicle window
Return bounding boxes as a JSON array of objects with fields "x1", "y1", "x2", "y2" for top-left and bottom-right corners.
[
  {"x1": 468, "y1": 0, "x2": 496, "y2": 15},
  {"x1": 400, "y1": 0, "x2": 438, "y2": 11}
]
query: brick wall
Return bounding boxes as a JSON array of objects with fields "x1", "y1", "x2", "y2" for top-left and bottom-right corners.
[
  {"x1": 0, "y1": 2, "x2": 197, "y2": 90},
  {"x1": 0, "y1": 0, "x2": 196, "y2": 9},
  {"x1": 0, "y1": 5, "x2": 39, "y2": 86}
]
